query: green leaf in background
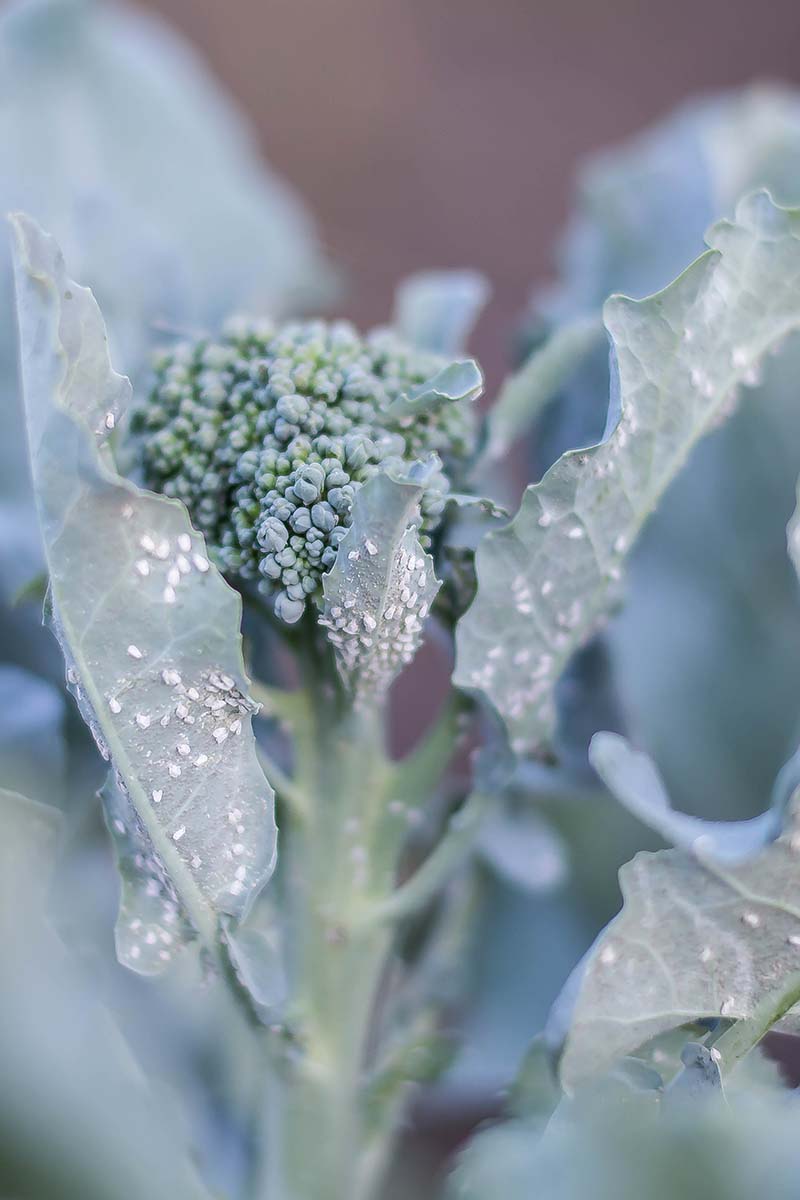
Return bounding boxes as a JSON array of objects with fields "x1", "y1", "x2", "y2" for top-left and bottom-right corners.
[
  {"x1": 454, "y1": 86, "x2": 800, "y2": 1106},
  {"x1": 392, "y1": 270, "x2": 489, "y2": 354},
  {"x1": 588, "y1": 732, "x2": 780, "y2": 862},
  {"x1": 456, "y1": 190, "x2": 800, "y2": 757},
  {"x1": 548, "y1": 810, "x2": 800, "y2": 1088},
  {"x1": 448, "y1": 1088, "x2": 800, "y2": 1200},
  {"x1": 478, "y1": 806, "x2": 567, "y2": 893},
  {"x1": 0, "y1": 0, "x2": 334, "y2": 693},
  {"x1": 531, "y1": 84, "x2": 800, "y2": 817},
  {"x1": 12, "y1": 213, "x2": 276, "y2": 969},
  {"x1": 481, "y1": 315, "x2": 604, "y2": 464},
  {"x1": 0, "y1": 785, "x2": 61, "y2": 913},
  {"x1": 321, "y1": 459, "x2": 442, "y2": 700},
  {"x1": 538, "y1": 85, "x2": 800, "y2": 333},
  {"x1": 0, "y1": 787, "x2": 214, "y2": 1200},
  {"x1": 0, "y1": 664, "x2": 64, "y2": 801},
  {"x1": 0, "y1": 0, "x2": 333, "y2": 372},
  {"x1": 386, "y1": 359, "x2": 484, "y2": 421},
  {"x1": 548, "y1": 472, "x2": 800, "y2": 1089}
]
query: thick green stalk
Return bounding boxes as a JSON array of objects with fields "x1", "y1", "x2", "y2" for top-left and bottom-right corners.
[
  {"x1": 257, "y1": 647, "x2": 400, "y2": 1200},
  {"x1": 711, "y1": 972, "x2": 800, "y2": 1077}
]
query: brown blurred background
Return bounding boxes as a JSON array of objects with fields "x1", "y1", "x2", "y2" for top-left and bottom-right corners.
[{"x1": 143, "y1": 0, "x2": 800, "y2": 395}]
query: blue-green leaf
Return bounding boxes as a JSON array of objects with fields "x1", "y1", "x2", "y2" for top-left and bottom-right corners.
[
  {"x1": 0, "y1": 784, "x2": 60, "y2": 913},
  {"x1": 392, "y1": 270, "x2": 489, "y2": 354},
  {"x1": 387, "y1": 359, "x2": 484, "y2": 420},
  {"x1": 549, "y1": 787, "x2": 800, "y2": 1090},
  {"x1": 12, "y1": 214, "x2": 276, "y2": 968},
  {"x1": 589, "y1": 732, "x2": 779, "y2": 863},
  {"x1": 0, "y1": 664, "x2": 64, "y2": 802},
  {"x1": 321, "y1": 459, "x2": 441, "y2": 700},
  {"x1": 0, "y1": 0, "x2": 333, "y2": 374},
  {"x1": 0, "y1": 786, "x2": 214, "y2": 1200},
  {"x1": 456, "y1": 191, "x2": 800, "y2": 757},
  {"x1": 533, "y1": 84, "x2": 800, "y2": 818},
  {"x1": 102, "y1": 773, "x2": 195, "y2": 975}
]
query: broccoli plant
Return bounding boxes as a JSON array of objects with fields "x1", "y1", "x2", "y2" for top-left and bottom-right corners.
[
  {"x1": 13, "y1": 138, "x2": 800, "y2": 1200},
  {"x1": 131, "y1": 317, "x2": 479, "y2": 626}
]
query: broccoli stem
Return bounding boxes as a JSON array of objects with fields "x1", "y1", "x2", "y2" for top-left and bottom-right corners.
[{"x1": 253, "y1": 642, "x2": 400, "y2": 1200}]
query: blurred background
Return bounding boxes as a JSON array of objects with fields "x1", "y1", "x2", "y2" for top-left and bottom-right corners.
[{"x1": 144, "y1": 0, "x2": 800, "y2": 389}]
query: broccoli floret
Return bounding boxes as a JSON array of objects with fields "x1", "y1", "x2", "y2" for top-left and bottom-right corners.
[{"x1": 132, "y1": 317, "x2": 478, "y2": 624}]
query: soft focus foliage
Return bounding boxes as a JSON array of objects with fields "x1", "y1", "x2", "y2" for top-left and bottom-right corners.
[
  {"x1": 0, "y1": 0, "x2": 332, "y2": 651},
  {"x1": 530, "y1": 83, "x2": 800, "y2": 814},
  {"x1": 451, "y1": 1079, "x2": 800, "y2": 1200},
  {"x1": 13, "y1": 214, "x2": 277, "y2": 967},
  {"x1": 458, "y1": 191, "x2": 800, "y2": 756}
]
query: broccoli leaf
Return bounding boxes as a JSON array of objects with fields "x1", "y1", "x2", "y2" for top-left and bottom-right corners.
[
  {"x1": 549, "y1": 792, "x2": 800, "y2": 1089},
  {"x1": 392, "y1": 270, "x2": 489, "y2": 354},
  {"x1": 448, "y1": 1083, "x2": 800, "y2": 1200},
  {"x1": 387, "y1": 359, "x2": 484, "y2": 420},
  {"x1": 12, "y1": 214, "x2": 276, "y2": 969},
  {"x1": 0, "y1": 0, "x2": 333, "y2": 375},
  {"x1": 0, "y1": 0, "x2": 334, "y2": 707},
  {"x1": 549, "y1": 475, "x2": 800, "y2": 1089},
  {"x1": 0, "y1": 787, "x2": 214, "y2": 1200},
  {"x1": 0, "y1": 664, "x2": 64, "y2": 802},
  {"x1": 0, "y1": 785, "x2": 61, "y2": 913},
  {"x1": 588, "y1": 733, "x2": 780, "y2": 863},
  {"x1": 321, "y1": 459, "x2": 441, "y2": 699},
  {"x1": 102, "y1": 773, "x2": 196, "y2": 975},
  {"x1": 455, "y1": 191, "x2": 800, "y2": 757},
  {"x1": 532, "y1": 86, "x2": 800, "y2": 820}
]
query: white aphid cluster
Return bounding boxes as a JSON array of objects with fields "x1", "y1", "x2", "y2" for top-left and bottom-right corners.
[{"x1": 320, "y1": 526, "x2": 438, "y2": 700}]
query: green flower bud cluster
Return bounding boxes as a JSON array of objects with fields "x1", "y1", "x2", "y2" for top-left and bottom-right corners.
[{"x1": 132, "y1": 317, "x2": 478, "y2": 623}]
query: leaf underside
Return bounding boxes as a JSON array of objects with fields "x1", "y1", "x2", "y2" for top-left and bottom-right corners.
[
  {"x1": 553, "y1": 794, "x2": 800, "y2": 1090},
  {"x1": 11, "y1": 214, "x2": 276, "y2": 971},
  {"x1": 455, "y1": 191, "x2": 800, "y2": 757},
  {"x1": 588, "y1": 732, "x2": 780, "y2": 864},
  {"x1": 551, "y1": 477, "x2": 800, "y2": 1089},
  {"x1": 321, "y1": 461, "x2": 441, "y2": 700},
  {"x1": 0, "y1": 787, "x2": 214, "y2": 1199},
  {"x1": 392, "y1": 270, "x2": 489, "y2": 355}
]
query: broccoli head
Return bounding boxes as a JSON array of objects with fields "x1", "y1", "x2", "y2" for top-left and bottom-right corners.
[{"x1": 132, "y1": 317, "x2": 480, "y2": 624}]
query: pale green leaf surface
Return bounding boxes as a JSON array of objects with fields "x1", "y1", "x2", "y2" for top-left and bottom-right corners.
[
  {"x1": 448, "y1": 1089, "x2": 800, "y2": 1200},
  {"x1": 321, "y1": 459, "x2": 441, "y2": 699},
  {"x1": 531, "y1": 85, "x2": 800, "y2": 817},
  {"x1": 0, "y1": 785, "x2": 60, "y2": 917},
  {"x1": 455, "y1": 191, "x2": 800, "y2": 756},
  {"x1": 0, "y1": 0, "x2": 333, "y2": 372},
  {"x1": 0, "y1": 664, "x2": 64, "y2": 802},
  {"x1": 0, "y1": 0, "x2": 334, "y2": 691},
  {"x1": 0, "y1": 787, "x2": 214, "y2": 1200},
  {"x1": 102, "y1": 773, "x2": 195, "y2": 975},
  {"x1": 12, "y1": 214, "x2": 276, "y2": 964},
  {"x1": 478, "y1": 808, "x2": 566, "y2": 893},
  {"x1": 387, "y1": 359, "x2": 484, "y2": 420},
  {"x1": 551, "y1": 790, "x2": 800, "y2": 1090},
  {"x1": 392, "y1": 270, "x2": 489, "y2": 354},
  {"x1": 224, "y1": 915, "x2": 288, "y2": 1020}
]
